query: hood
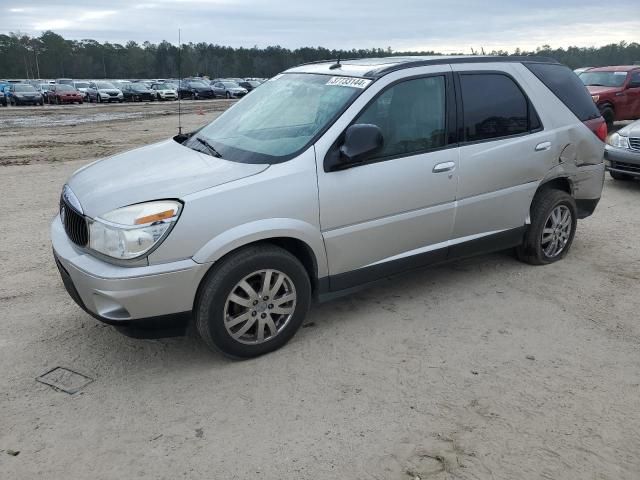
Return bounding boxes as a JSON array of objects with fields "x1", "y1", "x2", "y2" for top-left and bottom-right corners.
[
  {"x1": 618, "y1": 119, "x2": 640, "y2": 138},
  {"x1": 586, "y1": 85, "x2": 622, "y2": 95},
  {"x1": 68, "y1": 138, "x2": 269, "y2": 217}
]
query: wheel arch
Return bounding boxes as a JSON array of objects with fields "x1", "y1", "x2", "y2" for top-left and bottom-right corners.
[
  {"x1": 192, "y1": 219, "x2": 328, "y2": 289},
  {"x1": 193, "y1": 236, "x2": 323, "y2": 309},
  {"x1": 537, "y1": 176, "x2": 573, "y2": 196}
]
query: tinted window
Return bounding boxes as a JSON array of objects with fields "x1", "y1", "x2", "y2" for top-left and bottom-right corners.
[
  {"x1": 354, "y1": 76, "x2": 446, "y2": 159},
  {"x1": 630, "y1": 71, "x2": 640, "y2": 86},
  {"x1": 460, "y1": 74, "x2": 529, "y2": 142},
  {"x1": 525, "y1": 63, "x2": 600, "y2": 121}
]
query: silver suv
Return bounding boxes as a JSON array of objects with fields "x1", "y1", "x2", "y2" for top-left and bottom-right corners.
[{"x1": 52, "y1": 56, "x2": 606, "y2": 358}]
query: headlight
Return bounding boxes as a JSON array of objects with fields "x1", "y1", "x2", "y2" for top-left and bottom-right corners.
[
  {"x1": 88, "y1": 200, "x2": 182, "y2": 260},
  {"x1": 607, "y1": 132, "x2": 630, "y2": 149},
  {"x1": 591, "y1": 95, "x2": 599, "y2": 103}
]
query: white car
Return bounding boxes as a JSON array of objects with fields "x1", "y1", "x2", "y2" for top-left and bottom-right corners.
[
  {"x1": 73, "y1": 81, "x2": 91, "y2": 100},
  {"x1": 151, "y1": 82, "x2": 178, "y2": 101}
]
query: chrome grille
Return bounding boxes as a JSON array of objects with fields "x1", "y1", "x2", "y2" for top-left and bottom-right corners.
[
  {"x1": 629, "y1": 137, "x2": 640, "y2": 151},
  {"x1": 60, "y1": 196, "x2": 89, "y2": 247}
]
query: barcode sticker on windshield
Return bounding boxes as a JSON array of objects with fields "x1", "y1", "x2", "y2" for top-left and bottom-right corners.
[{"x1": 326, "y1": 77, "x2": 372, "y2": 89}]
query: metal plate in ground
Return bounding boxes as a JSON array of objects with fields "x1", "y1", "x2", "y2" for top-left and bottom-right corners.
[{"x1": 36, "y1": 367, "x2": 94, "y2": 394}]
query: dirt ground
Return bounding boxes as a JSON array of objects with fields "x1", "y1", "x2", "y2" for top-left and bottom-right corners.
[{"x1": 1, "y1": 102, "x2": 639, "y2": 480}]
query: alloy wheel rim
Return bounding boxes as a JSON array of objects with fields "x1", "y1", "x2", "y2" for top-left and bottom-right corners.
[
  {"x1": 541, "y1": 205, "x2": 572, "y2": 258},
  {"x1": 224, "y1": 269, "x2": 297, "y2": 345}
]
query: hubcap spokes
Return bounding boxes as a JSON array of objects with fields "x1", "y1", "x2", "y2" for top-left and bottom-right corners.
[
  {"x1": 224, "y1": 269, "x2": 296, "y2": 345},
  {"x1": 541, "y1": 205, "x2": 572, "y2": 258}
]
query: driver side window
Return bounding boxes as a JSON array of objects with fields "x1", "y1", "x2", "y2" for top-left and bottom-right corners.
[{"x1": 353, "y1": 76, "x2": 446, "y2": 160}]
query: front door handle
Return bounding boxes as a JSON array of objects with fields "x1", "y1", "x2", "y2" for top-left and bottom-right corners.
[
  {"x1": 535, "y1": 141, "x2": 552, "y2": 152},
  {"x1": 433, "y1": 161, "x2": 456, "y2": 173}
]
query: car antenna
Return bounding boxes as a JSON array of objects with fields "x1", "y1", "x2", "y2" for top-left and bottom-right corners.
[
  {"x1": 329, "y1": 55, "x2": 342, "y2": 70},
  {"x1": 178, "y1": 28, "x2": 183, "y2": 136}
]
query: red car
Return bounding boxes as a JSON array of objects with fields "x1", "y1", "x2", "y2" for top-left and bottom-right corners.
[
  {"x1": 579, "y1": 66, "x2": 640, "y2": 127},
  {"x1": 49, "y1": 84, "x2": 84, "y2": 105}
]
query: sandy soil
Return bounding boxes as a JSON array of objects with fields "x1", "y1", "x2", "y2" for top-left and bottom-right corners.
[{"x1": 1, "y1": 103, "x2": 639, "y2": 480}]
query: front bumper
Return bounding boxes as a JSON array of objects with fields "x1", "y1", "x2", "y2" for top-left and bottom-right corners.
[
  {"x1": 51, "y1": 215, "x2": 209, "y2": 323},
  {"x1": 605, "y1": 145, "x2": 640, "y2": 177}
]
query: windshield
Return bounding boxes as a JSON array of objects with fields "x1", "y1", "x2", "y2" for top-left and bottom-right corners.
[
  {"x1": 186, "y1": 73, "x2": 370, "y2": 163},
  {"x1": 15, "y1": 85, "x2": 36, "y2": 92},
  {"x1": 222, "y1": 82, "x2": 240, "y2": 88},
  {"x1": 96, "y1": 82, "x2": 116, "y2": 89},
  {"x1": 188, "y1": 81, "x2": 207, "y2": 88},
  {"x1": 74, "y1": 82, "x2": 89, "y2": 88},
  {"x1": 131, "y1": 84, "x2": 148, "y2": 91},
  {"x1": 155, "y1": 83, "x2": 174, "y2": 90},
  {"x1": 579, "y1": 71, "x2": 628, "y2": 87}
]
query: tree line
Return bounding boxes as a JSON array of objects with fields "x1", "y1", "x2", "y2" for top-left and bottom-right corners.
[{"x1": 1, "y1": 31, "x2": 639, "y2": 80}]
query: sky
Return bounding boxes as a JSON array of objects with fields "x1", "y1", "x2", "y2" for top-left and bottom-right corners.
[{"x1": 1, "y1": 0, "x2": 639, "y2": 52}]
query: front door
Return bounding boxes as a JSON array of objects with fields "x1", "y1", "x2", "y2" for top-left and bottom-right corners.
[{"x1": 315, "y1": 73, "x2": 458, "y2": 290}]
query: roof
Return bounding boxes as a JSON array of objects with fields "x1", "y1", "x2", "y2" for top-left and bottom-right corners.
[
  {"x1": 584, "y1": 65, "x2": 639, "y2": 72},
  {"x1": 286, "y1": 55, "x2": 559, "y2": 78}
]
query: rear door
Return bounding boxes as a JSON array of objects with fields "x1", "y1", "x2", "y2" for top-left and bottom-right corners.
[
  {"x1": 315, "y1": 70, "x2": 459, "y2": 289},
  {"x1": 450, "y1": 65, "x2": 554, "y2": 248}
]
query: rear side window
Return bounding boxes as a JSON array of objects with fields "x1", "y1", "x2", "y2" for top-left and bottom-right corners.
[
  {"x1": 525, "y1": 63, "x2": 600, "y2": 121},
  {"x1": 354, "y1": 76, "x2": 446, "y2": 159},
  {"x1": 459, "y1": 74, "x2": 530, "y2": 142}
]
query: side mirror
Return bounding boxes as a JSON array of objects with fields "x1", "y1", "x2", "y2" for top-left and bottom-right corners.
[{"x1": 339, "y1": 124, "x2": 383, "y2": 164}]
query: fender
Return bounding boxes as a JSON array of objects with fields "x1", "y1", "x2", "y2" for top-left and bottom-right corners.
[{"x1": 192, "y1": 218, "x2": 329, "y2": 278}]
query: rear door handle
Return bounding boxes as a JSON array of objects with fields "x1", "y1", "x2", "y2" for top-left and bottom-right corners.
[
  {"x1": 433, "y1": 161, "x2": 456, "y2": 173},
  {"x1": 535, "y1": 142, "x2": 552, "y2": 152}
]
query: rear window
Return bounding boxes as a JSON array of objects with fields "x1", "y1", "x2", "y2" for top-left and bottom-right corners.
[{"x1": 525, "y1": 63, "x2": 600, "y2": 121}]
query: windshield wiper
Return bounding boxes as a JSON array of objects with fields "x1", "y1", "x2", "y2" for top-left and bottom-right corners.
[
  {"x1": 588, "y1": 83, "x2": 606, "y2": 87},
  {"x1": 195, "y1": 137, "x2": 222, "y2": 158}
]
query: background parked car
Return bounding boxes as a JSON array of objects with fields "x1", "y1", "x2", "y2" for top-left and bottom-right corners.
[
  {"x1": 238, "y1": 80, "x2": 261, "y2": 92},
  {"x1": 579, "y1": 66, "x2": 640, "y2": 127},
  {"x1": 211, "y1": 80, "x2": 248, "y2": 98},
  {"x1": 178, "y1": 79, "x2": 214, "y2": 99},
  {"x1": 87, "y1": 81, "x2": 124, "y2": 103},
  {"x1": 150, "y1": 82, "x2": 178, "y2": 101},
  {"x1": 0, "y1": 90, "x2": 6, "y2": 107},
  {"x1": 73, "y1": 81, "x2": 91, "y2": 100},
  {"x1": 121, "y1": 83, "x2": 156, "y2": 102},
  {"x1": 39, "y1": 83, "x2": 54, "y2": 103},
  {"x1": 55, "y1": 78, "x2": 74, "y2": 86},
  {"x1": 49, "y1": 84, "x2": 84, "y2": 104},
  {"x1": 8, "y1": 84, "x2": 44, "y2": 106},
  {"x1": 605, "y1": 118, "x2": 640, "y2": 180}
]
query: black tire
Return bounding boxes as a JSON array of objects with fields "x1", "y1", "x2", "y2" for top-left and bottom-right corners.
[
  {"x1": 195, "y1": 244, "x2": 311, "y2": 358},
  {"x1": 517, "y1": 189, "x2": 578, "y2": 265},
  {"x1": 610, "y1": 170, "x2": 633, "y2": 181},
  {"x1": 226, "y1": 91, "x2": 231, "y2": 99},
  {"x1": 601, "y1": 106, "x2": 614, "y2": 129}
]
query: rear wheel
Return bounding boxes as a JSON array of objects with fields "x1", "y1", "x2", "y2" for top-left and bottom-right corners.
[
  {"x1": 517, "y1": 189, "x2": 577, "y2": 265},
  {"x1": 195, "y1": 244, "x2": 311, "y2": 358},
  {"x1": 610, "y1": 170, "x2": 633, "y2": 181},
  {"x1": 226, "y1": 91, "x2": 231, "y2": 99}
]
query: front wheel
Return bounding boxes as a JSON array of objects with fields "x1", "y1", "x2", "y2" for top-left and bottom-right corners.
[
  {"x1": 610, "y1": 170, "x2": 633, "y2": 181},
  {"x1": 195, "y1": 245, "x2": 311, "y2": 358},
  {"x1": 517, "y1": 189, "x2": 577, "y2": 265}
]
